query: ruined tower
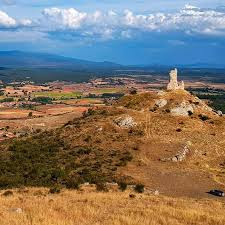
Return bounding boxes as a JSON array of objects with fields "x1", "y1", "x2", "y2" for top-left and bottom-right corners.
[{"x1": 167, "y1": 68, "x2": 184, "y2": 91}]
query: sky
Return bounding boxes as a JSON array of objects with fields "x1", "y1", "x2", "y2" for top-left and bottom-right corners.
[{"x1": 0, "y1": 0, "x2": 225, "y2": 65}]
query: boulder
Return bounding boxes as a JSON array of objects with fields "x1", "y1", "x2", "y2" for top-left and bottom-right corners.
[
  {"x1": 171, "y1": 102, "x2": 194, "y2": 117},
  {"x1": 155, "y1": 99, "x2": 168, "y2": 108},
  {"x1": 161, "y1": 144, "x2": 190, "y2": 162},
  {"x1": 114, "y1": 116, "x2": 137, "y2": 128},
  {"x1": 217, "y1": 111, "x2": 223, "y2": 116}
]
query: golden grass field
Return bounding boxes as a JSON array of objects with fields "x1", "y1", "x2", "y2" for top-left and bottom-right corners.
[{"x1": 0, "y1": 188, "x2": 225, "y2": 225}]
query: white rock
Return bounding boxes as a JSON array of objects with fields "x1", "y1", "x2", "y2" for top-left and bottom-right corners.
[
  {"x1": 9, "y1": 208, "x2": 23, "y2": 213},
  {"x1": 155, "y1": 99, "x2": 168, "y2": 108},
  {"x1": 172, "y1": 157, "x2": 178, "y2": 162},
  {"x1": 171, "y1": 102, "x2": 194, "y2": 117},
  {"x1": 114, "y1": 116, "x2": 137, "y2": 128},
  {"x1": 217, "y1": 111, "x2": 223, "y2": 116},
  {"x1": 157, "y1": 91, "x2": 166, "y2": 96}
]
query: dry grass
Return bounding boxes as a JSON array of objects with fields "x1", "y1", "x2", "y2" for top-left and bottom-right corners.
[{"x1": 0, "y1": 188, "x2": 225, "y2": 225}]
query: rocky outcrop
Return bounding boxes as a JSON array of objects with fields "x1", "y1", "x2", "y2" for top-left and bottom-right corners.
[
  {"x1": 167, "y1": 68, "x2": 184, "y2": 91},
  {"x1": 170, "y1": 101, "x2": 194, "y2": 117},
  {"x1": 155, "y1": 99, "x2": 168, "y2": 108},
  {"x1": 114, "y1": 116, "x2": 137, "y2": 128},
  {"x1": 161, "y1": 144, "x2": 190, "y2": 162},
  {"x1": 217, "y1": 110, "x2": 223, "y2": 116}
]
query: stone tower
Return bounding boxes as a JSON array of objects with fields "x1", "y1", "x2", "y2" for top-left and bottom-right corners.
[{"x1": 167, "y1": 68, "x2": 184, "y2": 91}]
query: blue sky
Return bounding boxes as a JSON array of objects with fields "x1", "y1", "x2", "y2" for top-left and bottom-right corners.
[{"x1": 0, "y1": 0, "x2": 225, "y2": 65}]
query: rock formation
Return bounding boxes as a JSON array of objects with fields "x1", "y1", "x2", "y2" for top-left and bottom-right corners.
[
  {"x1": 167, "y1": 68, "x2": 184, "y2": 91},
  {"x1": 114, "y1": 116, "x2": 137, "y2": 128},
  {"x1": 161, "y1": 143, "x2": 191, "y2": 162},
  {"x1": 170, "y1": 101, "x2": 194, "y2": 117}
]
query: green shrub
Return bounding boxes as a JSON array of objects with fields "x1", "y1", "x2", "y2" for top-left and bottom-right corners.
[
  {"x1": 96, "y1": 182, "x2": 108, "y2": 192},
  {"x1": 49, "y1": 186, "x2": 61, "y2": 194},
  {"x1": 32, "y1": 96, "x2": 52, "y2": 104},
  {"x1": 2, "y1": 190, "x2": 13, "y2": 197},
  {"x1": 0, "y1": 122, "x2": 133, "y2": 189},
  {"x1": 66, "y1": 178, "x2": 81, "y2": 190},
  {"x1": 119, "y1": 182, "x2": 127, "y2": 191},
  {"x1": 0, "y1": 97, "x2": 14, "y2": 103},
  {"x1": 134, "y1": 184, "x2": 145, "y2": 193},
  {"x1": 28, "y1": 112, "x2": 33, "y2": 117},
  {"x1": 199, "y1": 114, "x2": 210, "y2": 121}
]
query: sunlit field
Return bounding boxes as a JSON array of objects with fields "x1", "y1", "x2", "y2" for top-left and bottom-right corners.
[{"x1": 0, "y1": 188, "x2": 225, "y2": 225}]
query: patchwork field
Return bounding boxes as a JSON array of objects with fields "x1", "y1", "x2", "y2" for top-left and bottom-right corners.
[
  {"x1": 33, "y1": 91, "x2": 82, "y2": 99},
  {"x1": 0, "y1": 109, "x2": 44, "y2": 119},
  {"x1": 0, "y1": 106, "x2": 88, "y2": 135}
]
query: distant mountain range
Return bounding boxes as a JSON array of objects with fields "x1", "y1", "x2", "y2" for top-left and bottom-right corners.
[
  {"x1": 0, "y1": 51, "x2": 123, "y2": 69},
  {"x1": 0, "y1": 51, "x2": 224, "y2": 70}
]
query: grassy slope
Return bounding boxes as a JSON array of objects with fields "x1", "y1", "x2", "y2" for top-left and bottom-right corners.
[
  {"x1": 0, "y1": 188, "x2": 225, "y2": 225},
  {"x1": 0, "y1": 107, "x2": 141, "y2": 188}
]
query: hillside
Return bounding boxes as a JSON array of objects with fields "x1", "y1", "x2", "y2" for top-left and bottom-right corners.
[{"x1": 0, "y1": 90, "x2": 225, "y2": 198}]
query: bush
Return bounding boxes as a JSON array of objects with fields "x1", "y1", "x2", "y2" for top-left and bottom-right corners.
[
  {"x1": 28, "y1": 112, "x2": 33, "y2": 117},
  {"x1": 2, "y1": 190, "x2": 13, "y2": 196},
  {"x1": 66, "y1": 178, "x2": 81, "y2": 190},
  {"x1": 96, "y1": 183, "x2": 108, "y2": 192},
  {"x1": 129, "y1": 88, "x2": 137, "y2": 95},
  {"x1": 0, "y1": 97, "x2": 14, "y2": 103},
  {"x1": 49, "y1": 186, "x2": 61, "y2": 194},
  {"x1": 199, "y1": 114, "x2": 210, "y2": 121},
  {"x1": 32, "y1": 97, "x2": 52, "y2": 104},
  {"x1": 134, "y1": 184, "x2": 145, "y2": 193},
  {"x1": 119, "y1": 182, "x2": 127, "y2": 191}
]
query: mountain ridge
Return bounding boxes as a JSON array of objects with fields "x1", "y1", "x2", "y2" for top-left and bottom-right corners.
[
  {"x1": 0, "y1": 51, "x2": 123, "y2": 69},
  {"x1": 0, "y1": 50, "x2": 224, "y2": 69}
]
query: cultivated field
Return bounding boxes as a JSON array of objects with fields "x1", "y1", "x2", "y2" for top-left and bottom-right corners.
[{"x1": 33, "y1": 91, "x2": 82, "y2": 99}]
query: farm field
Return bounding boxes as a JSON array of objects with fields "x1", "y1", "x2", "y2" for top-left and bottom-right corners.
[
  {"x1": 58, "y1": 98, "x2": 104, "y2": 105},
  {"x1": 0, "y1": 109, "x2": 44, "y2": 119},
  {"x1": 33, "y1": 91, "x2": 82, "y2": 99},
  {"x1": 86, "y1": 87, "x2": 125, "y2": 95},
  {"x1": 0, "y1": 108, "x2": 87, "y2": 133}
]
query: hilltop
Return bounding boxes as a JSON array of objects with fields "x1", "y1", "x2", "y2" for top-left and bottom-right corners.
[{"x1": 0, "y1": 89, "x2": 225, "y2": 198}]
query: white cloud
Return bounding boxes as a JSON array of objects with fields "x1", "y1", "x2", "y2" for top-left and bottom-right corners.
[
  {"x1": 0, "y1": 10, "x2": 33, "y2": 28},
  {"x1": 42, "y1": 8, "x2": 87, "y2": 29},
  {"x1": 39, "y1": 5, "x2": 225, "y2": 39},
  {"x1": 1, "y1": 5, "x2": 225, "y2": 43},
  {"x1": 0, "y1": 10, "x2": 16, "y2": 28}
]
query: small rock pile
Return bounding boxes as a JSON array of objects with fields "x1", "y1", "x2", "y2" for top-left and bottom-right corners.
[
  {"x1": 161, "y1": 145, "x2": 190, "y2": 162},
  {"x1": 114, "y1": 116, "x2": 137, "y2": 128}
]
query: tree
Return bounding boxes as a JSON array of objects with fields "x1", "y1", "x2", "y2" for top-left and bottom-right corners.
[{"x1": 28, "y1": 112, "x2": 33, "y2": 117}]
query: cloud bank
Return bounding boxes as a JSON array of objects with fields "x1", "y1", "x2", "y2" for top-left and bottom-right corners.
[
  {"x1": 0, "y1": 10, "x2": 32, "y2": 28},
  {"x1": 40, "y1": 5, "x2": 225, "y2": 39},
  {"x1": 1, "y1": 4, "x2": 225, "y2": 42}
]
